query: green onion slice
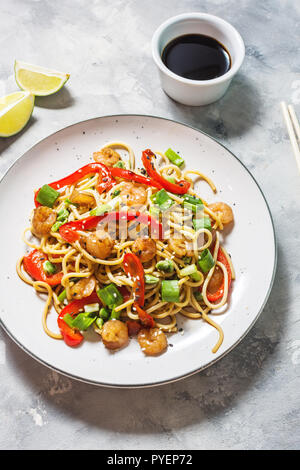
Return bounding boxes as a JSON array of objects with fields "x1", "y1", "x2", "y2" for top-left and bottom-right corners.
[
  {"x1": 161, "y1": 280, "x2": 180, "y2": 302},
  {"x1": 99, "y1": 307, "x2": 110, "y2": 321},
  {"x1": 194, "y1": 290, "x2": 203, "y2": 302},
  {"x1": 97, "y1": 284, "x2": 123, "y2": 309},
  {"x1": 179, "y1": 264, "x2": 198, "y2": 277},
  {"x1": 84, "y1": 303, "x2": 100, "y2": 313},
  {"x1": 111, "y1": 189, "x2": 121, "y2": 198},
  {"x1": 149, "y1": 205, "x2": 160, "y2": 219},
  {"x1": 51, "y1": 221, "x2": 64, "y2": 232},
  {"x1": 71, "y1": 313, "x2": 96, "y2": 330},
  {"x1": 198, "y1": 249, "x2": 215, "y2": 273},
  {"x1": 109, "y1": 307, "x2": 121, "y2": 320},
  {"x1": 193, "y1": 216, "x2": 212, "y2": 231},
  {"x1": 63, "y1": 313, "x2": 74, "y2": 328},
  {"x1": 57, "y1": 208, "x2": 69, "y2": 222},
  {"x1": 166, "y1": 176, "x2": 176, "y2": 184},
  {"x1": 156, "y1": 259, "x2": 174, "y2": 273},
  {"x1": 113, "y1": 161, "x2": 125, "y2": 168},
  {"x1": 190, "y1": 271, "x2": 202, "y2": 282},
  {"x1": 58, "y1": 289, "x2": 67, "y2": 303},
  {"x1": 165, "y1": 148, "x2": 185, "y2": 167},
  {"x1": 145, "y1": 274, "x2": 160, "y2": 284},
  {"x1": 90, "y1": 197, "x2": 120, "y2": 216},
  {"x1": 95, "y1": 317, "x2": 104, "y2": 329},
  {"x1": 36, "y1": 184, "x2": 59, "y2": 208},
  {"x1": 151, "y1": 189, "x2": 174, "y2": 211},
  {"x1": 43, "y1": 260, "x2": 57, "y2": 275}
]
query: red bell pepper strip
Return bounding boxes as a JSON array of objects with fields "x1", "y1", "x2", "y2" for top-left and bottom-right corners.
[
  {"x1": 118, "y1": 285, "x2": 131, "y2": 303},
  {"x1": 141, "y1": 149, "x2": 190, "y2": 195},
  {"x1": 123, "y1": 252, "x2": 145, "y2": 307},
  {"x1": 122, "y1": 252, "x2": 155, "y2": 327},
  {"x1": 34, "y1": 163, "x2": 115, "y2": 207},
  {"x1": 206, "y1": 248, "x2": 232, "y2": 303},
  {"x1": 110, "y1": 166, "x2": 163, "y2": 190},
  {"x1": 126, "y1": 320, "x2": 142, "y2": 336},
  {"x1": 57, "y1": 291, "x2": 100, "y2": 347},
  {"x1": 59, "y1": 211, "x2": 164, "y2": 243},
  {"x1": 134, "y1": 303, "x2": 155, "y2": 328},
  {"x1": 23, "y1": 249, "x2": 63, "y2": 286}
]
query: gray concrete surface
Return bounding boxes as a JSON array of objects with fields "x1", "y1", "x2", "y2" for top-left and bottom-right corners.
[{"x1": 0, "y1": 0, "x2": 299, "y2": 450}]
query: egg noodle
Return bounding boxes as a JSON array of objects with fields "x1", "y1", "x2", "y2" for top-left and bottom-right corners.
[{"x1": 17, "y1": 142, "x2": 235, "y2": 355}]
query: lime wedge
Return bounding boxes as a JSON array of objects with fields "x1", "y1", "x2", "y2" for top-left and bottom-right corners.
[
  {"x1": 14, "y1": 60, "x2": 70, "y2": 96},
  {"x1": 0, "y1": 91, "x2": 34, "y2": 137}
]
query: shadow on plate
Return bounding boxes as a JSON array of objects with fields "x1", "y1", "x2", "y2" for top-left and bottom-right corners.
[
  {"x1": 35, "y1": 87, "x2": 75, "y2": 109},
  {"x1": 167, "y1": 74, "x2": 261, "y2": 140},
  {"x1": 4, "y1": 244, "x2": 284, "y2": 436}
]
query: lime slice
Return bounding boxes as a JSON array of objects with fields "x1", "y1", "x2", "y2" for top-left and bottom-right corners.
[
  {"x1": 0, "y1": 91, "x2": 34, "y2": 137},
  {"x1": 14, "y1": 60, "x2": 70, "y2": 96}
]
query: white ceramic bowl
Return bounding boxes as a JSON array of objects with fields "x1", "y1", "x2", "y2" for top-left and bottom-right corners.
[{"x1": 152, "y1": 13, "x2": 245, "y2": 106}]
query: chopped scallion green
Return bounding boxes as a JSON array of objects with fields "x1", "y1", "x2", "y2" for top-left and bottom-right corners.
[
  {"x1": 193, "y1": 216, "x2": 212, "y2": 231},
  {"x1": 64, "y1": 198, "x2": 78, "y2": 207},
  {"x1": 51, "y1": 221, "x2": 64, "y2": 232},
  {"x1": 90, "y1": 204, "x2": 111, "y2": 216},
  {"x1": 149, "y1": 205, "x2": 160, "y2": 219},
  {"x1": 57, "y1": 208, "x2": 69, "y2": 222},
  {"x1": 99, "y1": 307, "x2": 110, "y2": 321},
  {"x1": 43, "y1": 260, "x2": 57, "y2": 275},
  {"x1": 161, "y1": 280, "x2": 180, "y2": 302},
  {"x1": 58, "y1": 289, "x2": 67, "y2": 303},
  {"x1": 95, "y1": 317, "x2": 104, "y2": 329},
  {"x1": 182, "y1": 194, "x2": 204, "y2": 206},
  {"x1": 151, "y1": 189, "x2": 173, "y2": 211},
  {"x1": 63, "y1": 313, "x2": 74, "y2": 328},
  {"x1": 97, "y1": 284, "x2": 123, "y2": 309},
  {"x1": 110, "y1": 307, "x2": 121, "y2": 320},
  {"x1": 166, "y1": 176, "x2": 176, "y2": 184},
  {"x1": 165, "y1": 148, "x2": 185, "y2": 167},
  {"x1": 156, "y1": 259, "x2": 174, "y2": 273},
  {"x1": 190, "y1": 271, "x2": 202, "y2": 282},
  {"x1": 198, "y1": 249, "x2": 215, "y2": 273},
  {"x1": 113, "y1": 161, "x2": 125, "y2": 168},
  {"x1": 71, "y1": 313, "x2": 96, "y2": 330},
  {"x1": 145, "y1": 274, "x2": 160, "y2": 284},
  {"x1": 84, "y1": 303, "x2": 100, "y2": 313},
  {"x1": 179, "y1": 264, "x2": 198, "y2": 277},
  {"x1": 90, "y1": 197, "x2": 120, "y2": 216},
  {"x1": 194, "y1": 290, "x2": 203, "y2": 302},
  {"x1": 36, "y1": 184, "x2": 59, "y2": 208},
  {"x1": 111, "y1": 189, "x2": 121, "y2": 198}
]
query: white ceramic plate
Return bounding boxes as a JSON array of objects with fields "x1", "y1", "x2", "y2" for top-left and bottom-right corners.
[{"x1": 0, "y1": 115, "x2": 276, "y2": 388}]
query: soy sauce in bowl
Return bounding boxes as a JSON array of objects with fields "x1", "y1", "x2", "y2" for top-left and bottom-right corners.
[{"x1": 161, "y1": 34, "x2": 231, "y2": 81}]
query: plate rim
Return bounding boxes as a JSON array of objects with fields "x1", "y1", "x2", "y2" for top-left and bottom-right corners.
[{"x1": 0, "y1": 113, "x2": 277, "y2": 388}]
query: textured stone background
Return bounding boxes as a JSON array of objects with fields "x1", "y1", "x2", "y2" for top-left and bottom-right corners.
[{"x1": 0, "y1": 0, "x2": 300, "y2": 450}]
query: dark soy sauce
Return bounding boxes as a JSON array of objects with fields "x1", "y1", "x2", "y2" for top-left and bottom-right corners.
[{"x1": 161, "y1": 34, "x2": 231, "y2": 81}]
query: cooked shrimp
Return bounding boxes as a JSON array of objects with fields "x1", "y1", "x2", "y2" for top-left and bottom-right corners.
[
  {"x1": 132, "y1": 238, "x2": 156, "y2": 263},
  {"x1": 81, "y1": 230, "x2": 114, "y2": 259},
  {"x1": 93, "y1": 147, "x2": 121, "y2": 167},
  {"x1": 208, "y1": 202, "x2": 234, "y2": 225},
  {"x1": 69, "y1": 275, "x2": 96, "y2": 299},
  {"x1": 168, "y1": 236, "x2": 193, "y2": 257},
  {"x1": 31, "y1": 206, "x2": 57, "y2": 238},
  {"x1": 69, "y1": 189, "x2": 95, "y2": 210},
  {"x1": 138, "y1": 327, "x2": 168, "y2": 356},
  {"x1": 119, "y1": 182, "x2": 147, "y2": 207},
  {"x1": 101, "y1": 320, "x2": 129, "y2": 350}
]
